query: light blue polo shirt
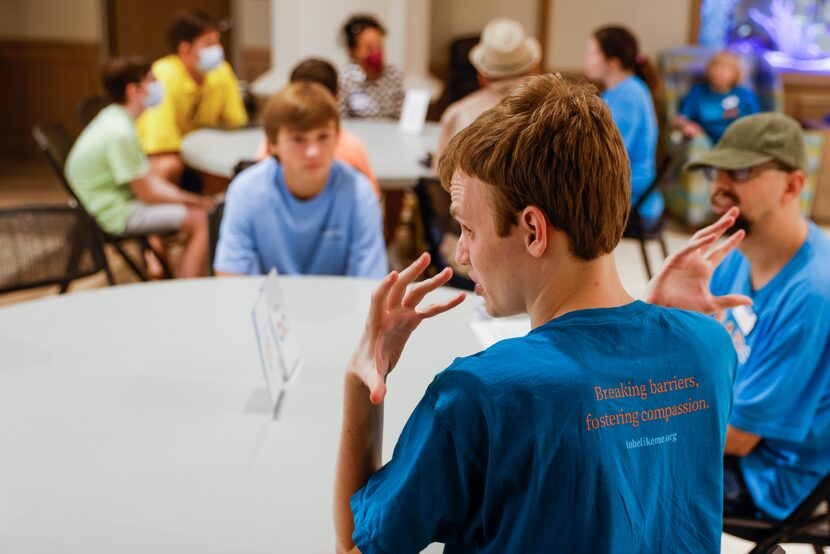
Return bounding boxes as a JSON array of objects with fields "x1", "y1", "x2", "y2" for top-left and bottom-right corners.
[
  {"x1": 711, "y1": 222, "x2": 830, "y2": 519},
  {"x1": 601, "y1": 75, "x2": 661, "y2": 222},
  {"x1": 352, "y1": 302, "x2": 736, "y2": 552},
  {"x1": 214, "y1": 157, "x2": 388, "y2": 278}
]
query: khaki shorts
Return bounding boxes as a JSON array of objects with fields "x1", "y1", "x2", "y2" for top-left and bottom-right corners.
[{"x1": 124, "y1": 202, "x2": 186, "y2": 235}]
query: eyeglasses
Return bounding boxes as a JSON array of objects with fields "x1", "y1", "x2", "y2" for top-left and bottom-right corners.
[{"x1": 702, "y1": 163, "x2": 790, "y2": 183}]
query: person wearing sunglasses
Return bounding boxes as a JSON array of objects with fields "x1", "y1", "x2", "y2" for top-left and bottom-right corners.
[{"x1": 647, "y1": 112, "x2": 830, "y2": 522}]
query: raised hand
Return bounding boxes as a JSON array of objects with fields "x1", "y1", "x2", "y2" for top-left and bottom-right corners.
[
  {"x1": 646, "y1": 207, "x2": 752, "y2": 313},
  {"x1": 349, "y1": 253, "x2": 467, "y2": 404}
]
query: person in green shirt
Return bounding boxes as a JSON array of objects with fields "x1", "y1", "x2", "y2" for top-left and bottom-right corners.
[{"x1": 65, "y1": 56, "x2": 213, "y2": 278}]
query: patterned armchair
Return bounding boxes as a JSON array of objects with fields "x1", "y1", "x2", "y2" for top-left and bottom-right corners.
[{"x1": 658, "y1": 46, "x2": 823, "y2": 227}]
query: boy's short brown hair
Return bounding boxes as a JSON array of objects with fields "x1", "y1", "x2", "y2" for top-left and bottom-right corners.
[
  {"x1": 168, "y1": 10, "x2": 216, "y2": 52},
  {"x1": 438, "y1": 74, "x2": 630, "y2": 261},
  {"x1": 102, "y1": 56, "x2": 150, "y2": 104},
  {"x1": 261, "y1": 82, "x2": 340, "y2": 144}
]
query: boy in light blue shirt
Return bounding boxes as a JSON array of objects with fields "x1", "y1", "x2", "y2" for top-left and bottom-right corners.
[{"x1": 214, "y1": 82, "x2": 387, "y2": 278}]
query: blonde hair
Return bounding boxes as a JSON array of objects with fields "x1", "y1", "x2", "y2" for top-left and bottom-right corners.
[
  {"x1": 706, "y1": 51, "x2": 742, "y2": 89},
  {"x1": 438, "y1": 74, "x2": 630, "y2": 261},
  {"x1": 261, "y1": 82, "x2": 340, "y2": 144}
]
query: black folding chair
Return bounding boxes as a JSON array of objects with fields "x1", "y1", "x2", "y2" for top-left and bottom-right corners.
[
  {"x1": 208, "y1": 200, "x2": 225, "y2": 275},
  {"x1": 31, "y1": 123, "x2": 173, "y2": 282},
  {"x1": 77, "y1": 95, "x2": 109, "y2": 127},
  {"x1": 413, "y1": 177, "x2": 474, "y2": 291},
  {"x1": 0, "y1": 205, "x2": 113, "y2": 295},
  {"x1": 622, "y1": 153, "x2": 679, "y2": 280},
  {"x1": 723, "y1": 473, "x2": 830, "y2": 554}
]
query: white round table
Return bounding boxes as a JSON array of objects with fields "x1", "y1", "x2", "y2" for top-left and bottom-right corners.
[
  {"x1": 0, "y1": 277, "x2": 481, "y2": 553},
  {"x1": 180, "y1": 121, "x2": 440, "y2": 189}
]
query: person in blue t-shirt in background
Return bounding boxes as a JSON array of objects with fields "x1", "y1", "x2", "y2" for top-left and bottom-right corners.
[
  {"x1": 584, "y1": 26, "x2": 662, "y2": 228},
  {"x1": 214, "y1": 81, "x2": 388, "y2": 278},
  {"x1": 333, "y1": 75, "x2": 740, "y2": 554},
  {"x1": 649, "y1": 112, "x2": 830, "y2": 521},
  {"x1": 673, "y1": 51, "x2": 761, "y2": 144}
]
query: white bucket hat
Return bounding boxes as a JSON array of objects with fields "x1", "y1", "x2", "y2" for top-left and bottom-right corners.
[{"x1": 469, "y1": 18, "x2": 542, "y2": 80}]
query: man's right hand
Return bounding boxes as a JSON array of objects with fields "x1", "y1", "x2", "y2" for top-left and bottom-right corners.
[
  {"x1": 348, "y1": 253, "x2": 466, "y2": 405},
  {"x1": 646, "y1": 207, "x2": 752, "y2": 313}
]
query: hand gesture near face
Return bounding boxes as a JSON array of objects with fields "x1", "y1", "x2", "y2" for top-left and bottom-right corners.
[
  {"x1": 646, "y1": 207, "x2": 752, "y2": 313},
  {"x1": 349, "y1": 253, "x2": 466, "y2": 404}
]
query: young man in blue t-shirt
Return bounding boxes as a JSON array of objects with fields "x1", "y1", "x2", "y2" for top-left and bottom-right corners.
[
  {"x1": 333, "y1": 75, "x2": 740, "y2": 553},
  {"x1": 651, "y1": 112, "x2": 830, "y2": 521},
  {"x1": 214, "y1": 82, "x2": 387, "y2": 278}
]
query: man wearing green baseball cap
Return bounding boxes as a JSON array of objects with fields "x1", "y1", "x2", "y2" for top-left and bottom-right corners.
[{"x1": 648, "y1": 112, "x2": 830, "y2": 521}]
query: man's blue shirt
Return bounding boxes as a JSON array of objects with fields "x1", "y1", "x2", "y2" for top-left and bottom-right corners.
[
  {"x1": 214, "y1": 157, "x2": 388, "y2": 277},
  {"x1": 711, "y1": 222, "x2": 830, "y2": 519},
  {"x1": 351, "y1": 301, "x2": 736, "y2": 553},
  {"x1": 679, "y1": 83, "x2": 761, "y2": 144},
  {"x1": 601, "y1": 75, "x2": 661, "y2": 222}
]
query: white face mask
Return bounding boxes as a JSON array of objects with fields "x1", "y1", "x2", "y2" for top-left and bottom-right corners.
[
  {"x1": 143, "y1": 81, "x2": 164, "y2": 108},
  {"x1": 197, "y1": 44, "x2": 225, "y2": 73}
]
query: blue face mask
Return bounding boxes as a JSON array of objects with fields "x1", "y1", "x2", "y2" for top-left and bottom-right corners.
[
  {"x1": 143, "y1": 81, "x2": 164, "y2": 108},
  {"x1": 197, "y1": 44, "x2": 225, "y2": 73}
]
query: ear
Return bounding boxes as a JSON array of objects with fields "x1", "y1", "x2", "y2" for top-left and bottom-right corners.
[
  {"x1": 520, "y1": 206, "x2": 549, "y2": 258},
  {"x1": 177, "y1": 41, "x2": 192, "y2": 58},
  {"x1": 124, "y1": 82, "x2": 141, "y2": 103},
  {"x1": 783, "y1": 170, "x2": 806, "y2": 205},
  {"x1": 267, "y1": 139, "x2": 280, "y2": 158}
]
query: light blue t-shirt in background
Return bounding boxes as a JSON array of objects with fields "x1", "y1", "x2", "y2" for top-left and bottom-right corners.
[
  {"x1": 679, "y1": 83, "x2": 761, "y2": 144},
  {"x1": 214, "y1": 158, "x2": 388, "y2": 278},
  {"x1": 711, "y1": 222, "x2": 830, "y2": 520},
  {"x1": 351, "y1": 301, "x2": 736, "y2": 553},
  {"x1": 601, "y1": 75, "x2": 661, "y2": 222}
]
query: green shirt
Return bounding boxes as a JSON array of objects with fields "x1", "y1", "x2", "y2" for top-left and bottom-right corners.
[{"x1": 65, "y1": 104, "x2": 148, "y2": 234}]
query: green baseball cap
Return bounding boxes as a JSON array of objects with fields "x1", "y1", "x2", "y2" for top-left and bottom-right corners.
[{"x1": 685, "y1": 112, "x2": 807, "y2": 172}]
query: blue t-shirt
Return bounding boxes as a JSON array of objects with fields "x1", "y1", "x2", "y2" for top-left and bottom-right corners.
[
  {"x1": 351, "y1": 301, "x2": 736, "y2": 553},
  {"x1": 601, "y1": 75, "x2": 661, "y2": 222},
  {"x1": 214, "y1": 157, "x2": 388, "y2": 277},
  {"x1": 679, "y1": 83, "x2": 761, "y2": 144},
  {"x1": 711, "y1": 222, "x2": 830, "y2": 520}
]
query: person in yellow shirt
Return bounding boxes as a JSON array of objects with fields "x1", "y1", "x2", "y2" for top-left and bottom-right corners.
[{"x1": 137, "y1": 10, "x2": 248, "y2": 191}]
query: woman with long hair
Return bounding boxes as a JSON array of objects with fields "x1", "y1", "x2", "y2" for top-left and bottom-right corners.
[{"x1": 585, "y1": 26, "x2": 663, "y2": 227}]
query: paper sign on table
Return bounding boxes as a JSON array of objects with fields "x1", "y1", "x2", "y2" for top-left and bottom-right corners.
[
  {"x1": 251, "y1": 269, "x2": 303, "y2": 411},
  {"x1": 398, "y1": 88, "x2": 431, "y2": 135}
]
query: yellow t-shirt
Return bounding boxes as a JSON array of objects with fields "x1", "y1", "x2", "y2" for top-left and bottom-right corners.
[{"x1": 137, "y1": 54, "x2": 248, "y2": 154}]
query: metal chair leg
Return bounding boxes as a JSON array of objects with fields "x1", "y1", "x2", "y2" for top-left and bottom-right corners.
[
  {"x1": 659, "y1": 236, "x2": 669, "y2": 259},
  {"x1": 110, "y1": 242, "x2": 149, "y2": 281},
  {"x1": 640, "y1": 240, "x2": 653, "y2": 280}
]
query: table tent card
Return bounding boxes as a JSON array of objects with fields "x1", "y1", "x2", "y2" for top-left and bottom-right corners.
[
  {"x1": 398, "y1": 88, "x2": 431, "y2": 135},
  {"x1": 251, "y1": 269, "x2": 303, "y2": 413}
]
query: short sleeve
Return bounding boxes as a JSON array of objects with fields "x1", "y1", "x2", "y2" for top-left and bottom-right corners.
[
  {"x1": 678, "y1": 85, "x2": 701, "y2": 121},
  {"x1": 346, "y1": 179, "x2": 388, "y2": 279},
  {"x1": 730, "y1": 295, "x2": 830, "y2": 441},
  {"x1": 351, "y1": 371, "x2": 487, "y2": 554},
  {"x1": 218, "y1": 63, "x2": 249, "y2": 128},
  {"x1": 738, "y1": 87, "x2": 761, "y2": 115},
  {"x1": 106, "y1": 130, "x2": 149, "y2": 185},
  {"x1": 137, "y1": 92, "x2": 183, "y2": 154},
  {"x1": 214, "y1": 180, "x2": 260, "y2": 275}
]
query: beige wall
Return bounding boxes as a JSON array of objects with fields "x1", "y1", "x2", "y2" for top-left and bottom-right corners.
[
  {"x1": 429, "y1": 0, "x2": 537, "y2": 74},
  {"x1": 237, "y1": 0, "x2": 271, "y2": 48},
  {"x1": 0, "y1": 0, "x2": 101, "y2": 41},
  {"x1": 547, "y1": 0, "x2": 692, "y2": 71}
]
